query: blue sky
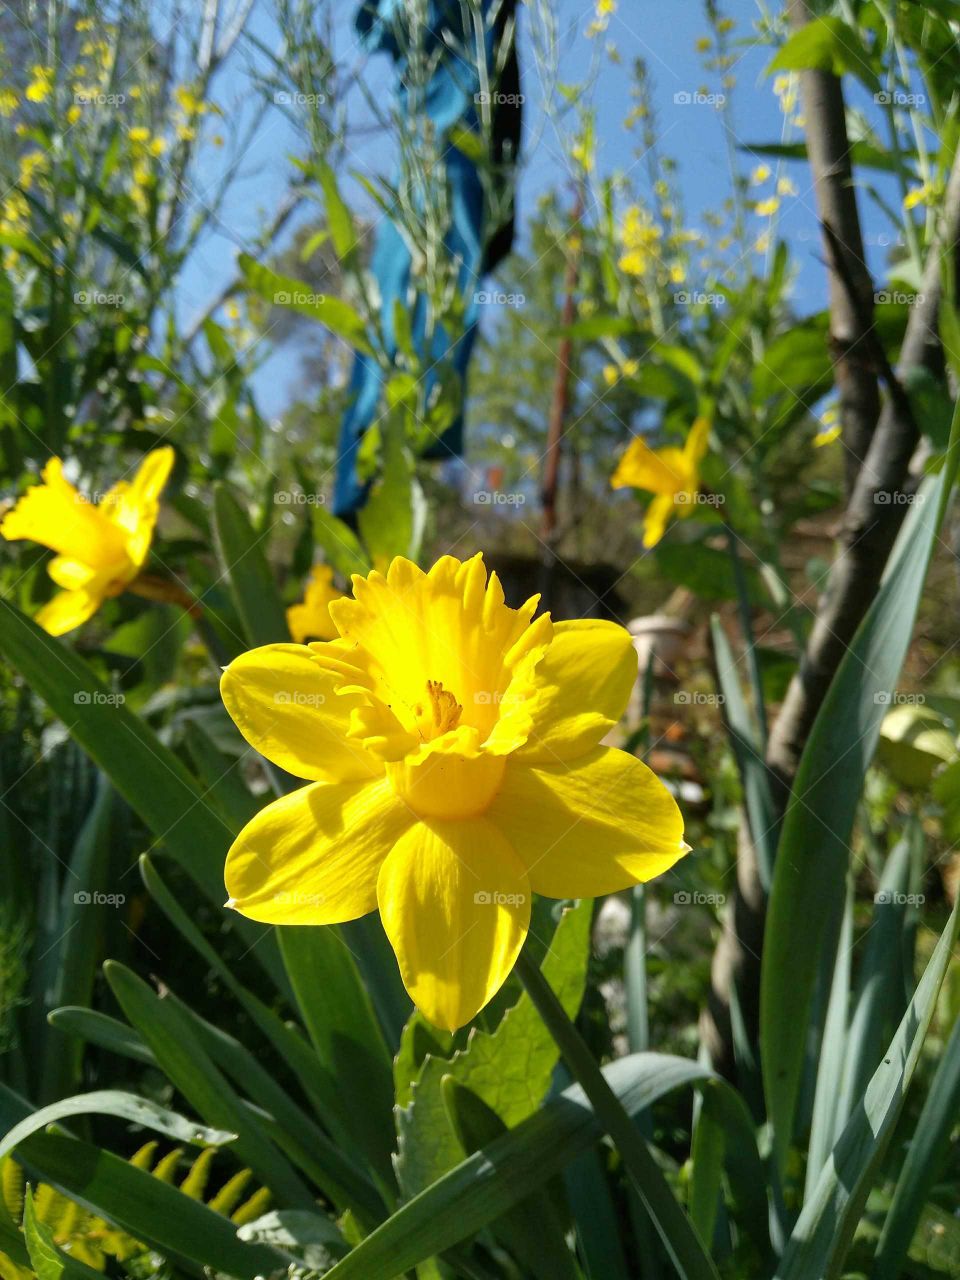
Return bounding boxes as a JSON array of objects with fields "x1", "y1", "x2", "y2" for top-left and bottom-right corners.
[{"x1": 175, "y1": 0, "x2": 908, "y2": 416}]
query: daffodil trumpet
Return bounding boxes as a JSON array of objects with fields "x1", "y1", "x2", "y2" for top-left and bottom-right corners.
[
  {"x1": 0, "y1": 446, "x2": 175, "y2": 635},
  {"x1": 220, "y1": 552, "x2": 689, "y2": 1031}
]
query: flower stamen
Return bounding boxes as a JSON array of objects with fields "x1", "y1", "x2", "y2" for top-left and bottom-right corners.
[{"x1": 420, "y1": 679, "x2": 462, "y2": 739}]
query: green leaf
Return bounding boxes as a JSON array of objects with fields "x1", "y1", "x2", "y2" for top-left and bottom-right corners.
[
  {"x1": 760, "y1": 461, "x2": 955, "y2": 1171},
  {"x1": 739, "y1": 140, "x2": 900, "y2": 173},
  {"x1": 395, "y1": 905, "x2": 591, "y2": 1197},
  {"x1": 711, "y1": 617, "x2": 777, "y2": 892},
  {"x1": 0, "y1": 1091, "x2": 235, "y2": 1163},
  {"x1": 655, "y1": 542, "x2": 769, "y2": 606},
  {"x1": 315, "y1": 161, "x2": 357, "y2": 265},
  {"x1": 104, "y1": 962, "x2": 316, "y2": 1210},
  {"x1": 212, "y1": 483, "x2": 289, "y2": 646},
  {"x1": 753, "y1": 315, "x2": 832, "y2": 407},
  {"x1": 312, "y1": 505, "x2": 372, "y2": 579},
  {"x1": 12, "y1": 1132, "x2": 284, "y2": 1280},
  {"x1": 0, "y1": 600, "x2": 279, "y2": 979},
  {"x1": 774, "y1": 902, "x2": 960, "y2": 1279},
  {"x1": 47, "y1": 1006, "x2": 157, "y2": 1066},
  {"x1": 279, "y1": 928, "x2": 396, "y2": 1188},
  {"x1": 323, "y1": 1053, "x2": 713, "y2": 1280},
  {"x1": 23, "y1": 1187, "x2": 105, "y2": 1280},
  {"x1": 357, "y1": 427, "x2": 426, "y2": 564},
  {"x1": 872, "y1": 999, "x2": 960, "y2": 1277},
  {"x1": 766, "y1": 18, "x2": 879, "y2": 90},
  {"x1": 441, "y1": 1077, "x2": 578, "y2": 1280},
  {"x1": 238, "y1": 253, "x2": 373, "y2": 355}
]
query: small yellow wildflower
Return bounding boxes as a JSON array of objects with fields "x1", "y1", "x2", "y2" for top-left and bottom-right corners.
[
  {"x1": 755, "y1": 196, "x2": 780, "y2": 217},
  {"x1": 696, "y1": 36, "x2": 712, "y2": 52},
  {"x1": 603, "y1": 364, "x2": 618, "y2": 387},
  {"x1": 611, "y1": 416, "x2": 711, "y2": 549},
  {"x1": 17, "y1": 151, "x2": 47, "y2": 190},
  {"x1": 128, "y1": 126, "x2": 150, "y2": 143},
  {"x1": 66, "y1": 104, "x2": 81, "y2": 124},
  {"x1": 0, "y1": 448, "x2": 175, "y2": 635},
  {"x1": 777, "y1": 176, "x2": 797, "y2": 196},
  {"x1": 25, "y1": 65, "x2": 53, "y2": 104},
  {"x1": 0, "y1": 88, "x2": 18, "y2": 117},
  {"x1": 717, "y1": 17, "x2": 734, "y2": 33},
  {"x1": 903, "y1": 183, "x2": 931, "y2": 210},
  {"x1": 76, "y1": 17, "x2": 94, "y2": 31},
  {"x1": 221, "y1": 553, "x2": 687, "y2": 1029},
  {"x1": 286, "y1": 564, "x2": 344, "y2": 644},
  {"x1": 669, "y1": 262, "x2": 685, "y2": 284},
  {"x1": 750, "y1": 164, "x2": 771, "y2": 185},
  {"x1": 814, "y1": 407, "x2": 841, "y2": 446}
]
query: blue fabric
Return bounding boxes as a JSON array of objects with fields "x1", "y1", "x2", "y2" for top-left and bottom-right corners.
[{"x1": 334, "y1": 0, "x2": 519, "y2": 518}]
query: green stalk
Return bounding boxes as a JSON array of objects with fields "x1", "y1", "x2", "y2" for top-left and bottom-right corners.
[{"x1": 514, "y1": 949, "x2": 719, "y2": 1280}]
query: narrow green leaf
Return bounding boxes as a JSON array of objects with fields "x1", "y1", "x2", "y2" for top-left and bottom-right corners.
[
  {"x1": 23, "y1": 1187, "x2": 105, "y2": 1280},
  {"x1": 213, "y1": 484, "x2": 288, "y2": 647},
  {"x1": 315, "y1": 161, "x2": 358, "y2": 264},
  {"x1": 0, "y1": 1091, "x2": 235, "y2": 1163},
  {"x1": 13, "y1": 1132, "x2": 284, "y2": 1279},
  {"x1": 104, "y1": 962, "x2": 315, "y2": 1210},
  {"x1": 47, "y1": 1006, "x2": 157, "y2": 1066},
  {"x1": 312, "y1": 505, "x2": 372, "y2": 578},
  {"x1": 278, "y1": 927, "x2": 396, "y2": 1188},
  {"x1": 761, "y1": 446, "x2": 957, "y2": 1170},
  {"x1": 238, "y1": 253, "x2": 373, "y2": 354},
  {"x1": 323, "y1": 1053, "x2": 713, "y2": 1280},
  {"x1": 775, "y1": 903, "x2": 960, "y2": 1279}
]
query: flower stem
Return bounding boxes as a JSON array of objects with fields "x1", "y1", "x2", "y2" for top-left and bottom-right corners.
[{"x1": 514, "y1": 948, "x2": 719, "y2": 1280}]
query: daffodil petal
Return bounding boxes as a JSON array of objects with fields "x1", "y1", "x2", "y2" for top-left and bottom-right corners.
[
  {"x1": 1, "y1": 458, "x2": 126, "y2": 566},
  {"x1": 377, "y1": 817, "x2": 530, "y2": 1030},
  {"x1": 225, "y1": 776, "x2": 412, "y2": 924},
  {"x1": 35, "y1": 587, "x2": 104, "y2": 636},
  {"x1": 106, "y1": 446, "x2": 175, "y2": 565},
  {"x1": 611, "y1": 436, "x2": 685, "y2": 494},
  {"x1": 518, "y1": 619, "x2": 638, "y2": 762},
  {"x1": 47, "y1": 556, "x2": 102, "y2": 590},
  {"x1": 488, "y1": 747, "x2": 688, "y2": 898},
  {"x1": 684, "y1": 415, "x2": 711, "y2": 468},
  {"x1": 642, "y1": 492, "x2": 676, "y2": 548},
  {"x1": 221, "y1": 644, "x2": 381, "y2": 782}
]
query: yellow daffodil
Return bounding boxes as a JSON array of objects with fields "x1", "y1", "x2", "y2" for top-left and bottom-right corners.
[
  {"x1": 611, "y1": 416, "x2": 711, "y2": 548},
  {"x1": 286, "y1": 563, "x2": 343, "y2": 643},
  {"x1": 0, "y1": 447, "x2": 174, "y2": 635},
  {"x1": 220, "y1": 553, "x2": 687, "y2": 1030}
]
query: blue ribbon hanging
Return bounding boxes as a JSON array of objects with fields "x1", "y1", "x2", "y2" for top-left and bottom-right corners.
[{"x1": 334, "y1": 0, "x2": 520, "y2": 518}]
